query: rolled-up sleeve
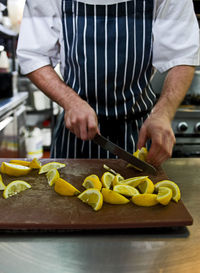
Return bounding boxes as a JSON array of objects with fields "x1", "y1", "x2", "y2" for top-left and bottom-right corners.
[
  {"x1": 152, "y1": 0, "x2": 200, "y2": 73},
  {"x1": 17, "y1": 0, "x2": 61, "y2": 75}
]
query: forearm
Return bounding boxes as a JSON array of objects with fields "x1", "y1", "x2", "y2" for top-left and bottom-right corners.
[
  {"x1": 152, "y1": 65, "x2": 195, "y2": 121},
  {"x1": 27, "y1": 65, "x2": 80, "y2": 111}
]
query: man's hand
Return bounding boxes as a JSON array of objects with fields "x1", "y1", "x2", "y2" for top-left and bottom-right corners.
[
  {"x1": 137, "y1": 114, "x2": 176, "y2": 167},
  {"x1": 27, "y1": 65, "x2": 99, "y2": 140},
  {"x1": 137, "y1": 65, "x2": 195, "y2": 167},
  {"x1": 64, "y1": 93, "x2": 99, "y2": 140}
]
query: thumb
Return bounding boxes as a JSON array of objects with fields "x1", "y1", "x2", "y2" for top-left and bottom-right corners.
[{"x1": 137, "y1": 126, "x2": 148, "y2": 149}]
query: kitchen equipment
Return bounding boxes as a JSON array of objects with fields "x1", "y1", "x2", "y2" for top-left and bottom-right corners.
[
  {"x1": 0, "y1": 94, "x2": 27, "y2": 157},
  {"x1": 0, "y1": 159, "x2": 193, "y2": 230},
  {"x1": 93, "y1": 134, "x2": 157, "y2": 175}
]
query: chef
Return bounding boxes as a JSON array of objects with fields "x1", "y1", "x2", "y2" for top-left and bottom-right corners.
[{"x1": 17, "y1": 0, "x2": 200, "y2": 166}]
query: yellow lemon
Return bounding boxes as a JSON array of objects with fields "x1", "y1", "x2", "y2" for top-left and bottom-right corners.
[
  {"x1": 101, "y1": 172, "x2": 115, "y2": 189},
  {"x1": 112, "y1": 174, "x2": 124, "y2": 186},
  {"x1": 82, "y1": 174, "x2": 102, "y2": 190},
  {"x1": 113, "y1": 185, "x2": 140, "y2": 197},
  {"x1": 3, "y1": 180, "x2": 31, "y2": 199},
  {"x1": 133, "y1": 147, "x2": 148, "y2": 161},
  {"x1": 29, "y1": 158, "x2": 42, "y2": 169},
  {"x1": 9, "y1": 159, "x2": 30, "y2": 167},
  {"x1": 116, "y1": 176, "x2": 148, "y2": 187},
  {"x1": 138, "y1": 178, "x2": 155, "y2": 194},
  {"x1": 39, "y1": 162, "x2": 66, "y2": 174},
  {"x1": 0, "y1": 174, "x2": 6, "y2": 190},
  {"x1": 154, "y1": 180, "x2": 181, "y2": 203},
  {"x1": 156, "y1": 186, "x2": 173, "y2": 206},
  {"x1": 46, "y1": 168, "x2": 60, "y2": 186},
  {"x1": 0, "y1": 162, "x2": 31, "y2": 177},
  {"x1": 54, "y1": 178, "x2": 80, "y2": 196},
  {"x1": 132, "y1": 194, "x2": 158, "y2": 207},
  {"x1": 78, "y1": 189, "x2": 103, "y2": 211},
  {"x1": 101, "y1": 188, "x2": 130, "y2": 204}
]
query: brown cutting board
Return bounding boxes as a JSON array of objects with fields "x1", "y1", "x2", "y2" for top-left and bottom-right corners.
[{"x1": 0, "y1": 159, "x2": 193, "y2": 230}]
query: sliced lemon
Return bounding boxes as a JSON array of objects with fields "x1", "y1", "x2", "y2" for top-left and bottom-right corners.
[
  {"x1": 39, "y1": 162, "x2": 66, "y2": 174},
  {"x1": 116, "y1": 176, "x2": 148, "y2": 187},
  {"x1": 46, "y1": 168, "x2": 60, "y2": 186},
  {"x1": 138, "y1": 178, "x2": 154, "y2": 194},
  {"x1": 101, "y1": 172, "x2": 115, "y2": 189},
  {"x1": 113, "y1": 185, "x2": 140, "y2": 197},
  {"x1": 0, "y1": 174, "x2": 6, "y2": 190},
  {"x1": 101, "y1": 188, "x2": 130, "y2": 204},
  {"x1": 29, "y1": 158, "x2": 42, "y2": 169},
  {"x1": 132, "y1": 194, "x2": 158, "y2": 207},
  {"x1": 133, "y1": 147, "x2": 148, "y2": 161},
  {"x1": 82, "y1": 174, "x2": 102, "y2": 190},
  {"x1": 78, "y1": 189, "x2": 103, "y2": 211},
  {"x1": 156, "y1": 186, "x2": 173, "y2": 206},
  {"x1": 54, "y1": 178, "x2": 80, "y2": 196},
  {"x1": 112, "y1": 174, "x2": 124, "y2": 186},
  {"x1": 3, "y1": 180, "x2": 31, "y2": 199},
  {"x1": 154, "y1": 180, "x2": 181, "y2": 203},
  {"x1": 0, "y1": 162, "x2": 31, "y2": 177},
  {"x1": 9, "y1": 159, "x2": 30, "y2": 167}
]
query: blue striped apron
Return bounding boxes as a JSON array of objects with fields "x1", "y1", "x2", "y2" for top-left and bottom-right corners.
[{"x1": 51, "y1": 0, "x2": 156, "y2": 159}]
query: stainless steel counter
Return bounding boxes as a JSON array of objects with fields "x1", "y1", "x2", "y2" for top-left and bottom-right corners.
[
  {"x1": 0, "y1": 92, "x2": 28, "y2": 119},
  {"x1": 0, "y1": 158, "x2": 199, "y2": 273}
]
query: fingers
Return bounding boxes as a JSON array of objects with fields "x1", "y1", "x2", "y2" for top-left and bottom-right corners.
[
  {"x1": 146, "y1": 130, "x2": 175, "y2": 167},
  {"x1": 137, "y1": 126, "x2": 148, "y2": 150},
  {"x1": 65, "y1": 108, "x2": 99, "y2": 140}
]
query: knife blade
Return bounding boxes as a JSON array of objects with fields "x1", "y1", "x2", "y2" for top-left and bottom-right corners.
[{"x1": 93, "y1": 134, "x2": 157, "y2": 175}]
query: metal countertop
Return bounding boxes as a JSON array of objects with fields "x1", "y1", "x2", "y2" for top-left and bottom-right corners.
[
  {"x1": 0, "y1": 92, "x2": 28, "y2": 119},
  {"x1": 0, "y1": 158, "x2": 199, "y2": 273}
]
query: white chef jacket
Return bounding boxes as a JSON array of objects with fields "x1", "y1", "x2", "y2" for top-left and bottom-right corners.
[{"x1": 17, "y1": 0, "x2": 200, "y2": 76}]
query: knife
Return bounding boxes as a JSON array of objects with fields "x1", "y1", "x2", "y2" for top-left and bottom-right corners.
[{"x1": 93, "y1": 134, "x2": 157, "y2": 175}]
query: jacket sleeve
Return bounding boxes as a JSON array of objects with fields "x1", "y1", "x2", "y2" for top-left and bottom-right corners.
[
  {"x1": 17, "y1": 0, "x2": 61, "y2": 75},
  {"x1": 152, "y1": 0, "x2": 200, "y2": 73}
]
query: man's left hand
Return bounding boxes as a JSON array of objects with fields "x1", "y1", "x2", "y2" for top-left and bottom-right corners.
[{"x1": 137, "y1": 114, "x2": 176, "y2": 167}]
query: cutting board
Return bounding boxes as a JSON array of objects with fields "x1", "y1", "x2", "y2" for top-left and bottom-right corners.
[{"x1": 0, "y1": 159, "x2": 193, "y2": 230}]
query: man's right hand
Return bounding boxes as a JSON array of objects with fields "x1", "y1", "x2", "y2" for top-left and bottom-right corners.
[
  {"x1": 27, "y1": 65, "x2": 99, "y2": 141},
  {"x1": 64, "y1": 94, "x2": 99, "y2": 140}
]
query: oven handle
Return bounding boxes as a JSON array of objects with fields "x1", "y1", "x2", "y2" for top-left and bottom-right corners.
[{"x1": 0, "y1": 116, "x2": 14, "y2": 132}]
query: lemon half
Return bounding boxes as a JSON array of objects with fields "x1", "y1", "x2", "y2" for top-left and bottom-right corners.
[
  {"x1": 46, "y1": 168, "x2": 60, "y2": 186},
  {"x1": 101, "y1": 172, "x2": 115, "y2": 189},
  {"x1": 54, "y1": 178, "x2": 80, "y2": 196},
  {"x1": 132, "y1": 194, "x2": 158, "y2": 207},
  {"x1": 113, "y1": 184, "x2": 140, "y2": 197},
  {"x1": 156, "y1": 186, "x2": 173, "y2": 206}
]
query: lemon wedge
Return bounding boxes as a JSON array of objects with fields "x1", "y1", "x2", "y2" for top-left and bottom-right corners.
[
  {"x1": 154, "y1": 180, "x2": 181, "y2": 203},
  {"x1": 138, "y1": 178, "x2": 154, "y2": 194},
  {"x1": 46, "y1": 168, "x2": 60, "y2": 186},
  {"x1": 0, "y1": 174, "x2": 6, "y2": 190},
  {"x1": 101, "y1": 188, "x2": 130, "y2": 204},
  {"x1": 39, "y1": 162, "x2": 66, "y2": 174},
  {"x1": 133, "y1": 147, "x2": 148, "y2": 161},
  {"x1": 3, "y1": 180, "x2": 31, "y2": 199},
  {"x1": 112, "y1": 174, "x2": 124, "y2": 186},
  {"x1": 82, "y1": 174, "x2": 102, "y2": 190},
  {"x1": 0, "y1": 162, "x2": 31, "y2": 177},
  {"x1": 116, "y1": 176, "x2": 148, "y2": 187},
  {"x1": 113, "y1": 185, "x2": 140, "y2": 197},
  {"x1": 101, "y1": 172, "x2": 115, "y2": 189},
  {"x1": 156, "y1": 186, "x2": 173, "y2": 206},
  {"x1": 9, "y1": 159, "x2": 30, "y2": 167},
  {"x1": 78, "y1": 189, "x2": 103, "y2": 211},
  {"x1": 54, "y1": 178, "x2": 80, "y2": 196},
  {"x1": 132, "y1": 194, "x2": 158, "y2": 207},
  {"x1": 29, "y1": 158, "x2": 42, "y2": 169}
]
